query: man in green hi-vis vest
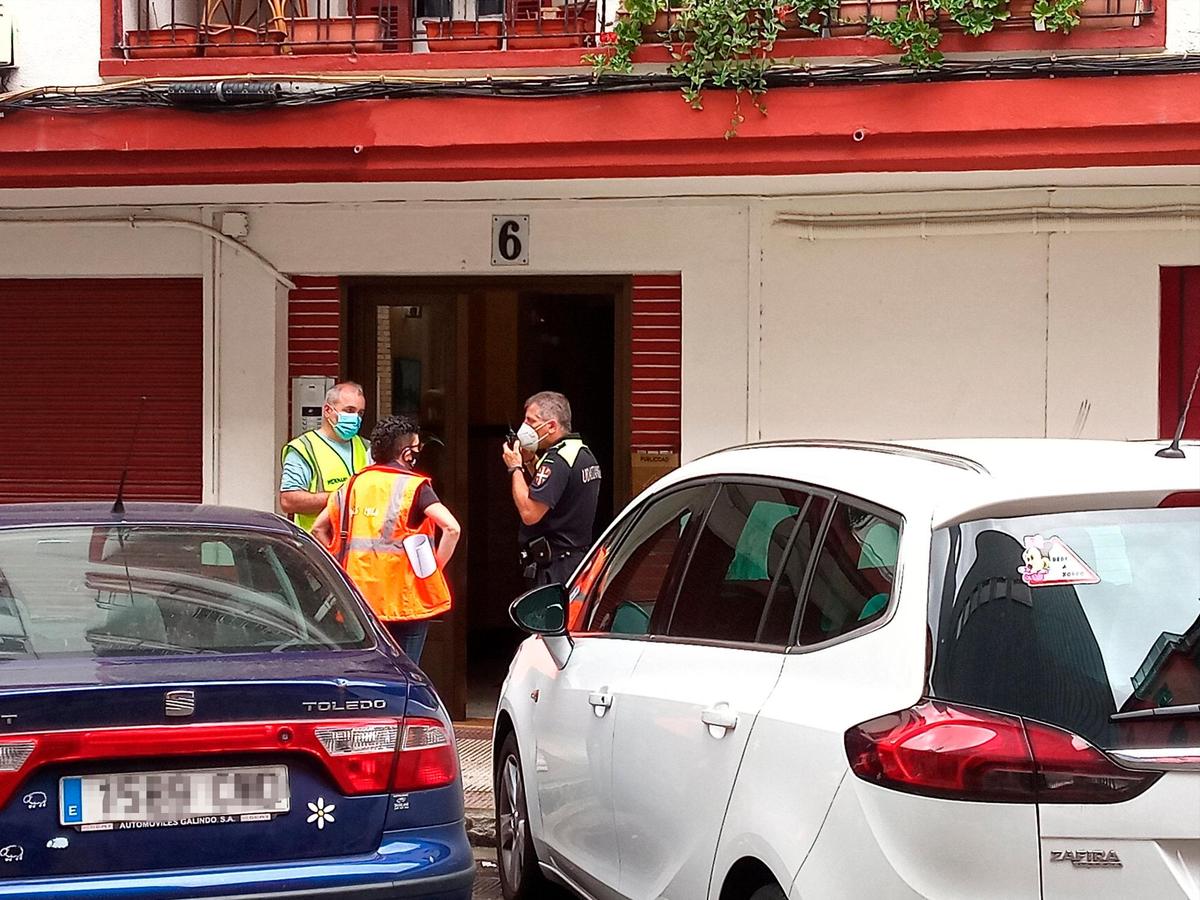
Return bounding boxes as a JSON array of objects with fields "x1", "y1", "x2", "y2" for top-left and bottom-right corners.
[{"x1": 279, "y1": 381, "x2": 371, "y2": 531}]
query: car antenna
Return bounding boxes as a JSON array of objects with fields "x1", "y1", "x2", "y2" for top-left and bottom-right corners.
[
  {"x1": 112, "y1": 395, "x2": 148, "y2": 516},
  {"x1": 1156, "y1": 362, "x2": 1200, "y2": 459}
]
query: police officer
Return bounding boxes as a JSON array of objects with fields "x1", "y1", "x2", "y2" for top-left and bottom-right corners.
[
  {"x1": 279, "y1": 381, "x2": 370, "y2": 532},
  {"x1": 502, "y1": 391, "x2": 602, "y2": 586}
]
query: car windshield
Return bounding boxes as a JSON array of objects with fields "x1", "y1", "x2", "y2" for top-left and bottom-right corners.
[
  {"x1": 0, "y1": 524, "x2": 372, "y2": 657},
  {"x1": 928, "y1": 506, "x2": 1200, "y2": 751}
]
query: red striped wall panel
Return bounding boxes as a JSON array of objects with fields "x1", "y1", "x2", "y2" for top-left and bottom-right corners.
[
  {"x1": 288, "y1": 276, "x2": 342, "y2": 382},
  {"x1": 631, "y1": 274, "x2": 682, "y2": 453}
]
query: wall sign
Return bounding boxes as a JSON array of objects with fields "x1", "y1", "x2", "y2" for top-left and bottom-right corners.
[{"x1": 492, "y1": 215, "x2": 529, "y2": 266}]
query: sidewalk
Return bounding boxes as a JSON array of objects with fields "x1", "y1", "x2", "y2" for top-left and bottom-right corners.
[{"x1": 454, "y1": 721, "x2": 496, "y2": 847}]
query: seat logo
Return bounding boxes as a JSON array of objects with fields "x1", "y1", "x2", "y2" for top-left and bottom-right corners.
[
  {"x1": 165, "y1": 690, "x2": 196, "y2": 717},
  {"x1": 1050, "y1": 850, "x2": 1123, "y2": 869}
]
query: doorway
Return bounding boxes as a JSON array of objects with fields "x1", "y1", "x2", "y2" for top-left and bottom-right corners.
[{"x1": 346, "y1": 278, "x2": 629, "y2": 719}]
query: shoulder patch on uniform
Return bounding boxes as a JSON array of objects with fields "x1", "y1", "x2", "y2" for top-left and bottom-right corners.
[
  {"x1": 557, "y1": 440, "x2": 585, "y2": 467},
  {"x1": 533, "y1": 464, "x2": 553, "y2": 487}
]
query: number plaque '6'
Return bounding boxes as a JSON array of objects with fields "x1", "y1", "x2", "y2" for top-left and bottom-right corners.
[{"x1": 492, "y1": 215, "x2": 529, "y2": 266}]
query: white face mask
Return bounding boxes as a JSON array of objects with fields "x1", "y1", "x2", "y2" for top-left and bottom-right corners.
[{"x1": 516, "y1": 422, "x2": 542, "y2": 452}]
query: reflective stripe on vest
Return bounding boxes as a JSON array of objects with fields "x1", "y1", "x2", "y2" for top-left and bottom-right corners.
[
  {"x1": 331, "y1": 468, "x2": 451, "y2": 623},
  {"x1": 281, "y1": 431, "x2": 369, "y2": 532}
]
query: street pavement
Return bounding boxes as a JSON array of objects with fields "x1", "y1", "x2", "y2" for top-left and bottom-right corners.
[{"x1": 473, "y1": 849, "x2": 503, "y2": 899}]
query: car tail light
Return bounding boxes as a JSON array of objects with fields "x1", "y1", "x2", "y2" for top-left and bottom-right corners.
[
  {"x1": 845, "y1": 700, "x2": 1159, "y2": 804},
  {"x1": 0, "y1": 717, "x2": 458, "y2": 806},
  {"x1": 392, "y1": 718, "x2": 458, "y2": 791},
  {"x1": 313, "y1": 723, "x2": 400, "y2": 794},
  {"x1": 0, "y1": 741, "x2": 35, "y2": 772}
]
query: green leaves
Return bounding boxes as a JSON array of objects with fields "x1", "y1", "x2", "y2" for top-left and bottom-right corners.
[
  {"x1": 928, "y1": 0, "x2": 1009, "y2": 36},
  {"x1": 868, "y1": 6, "x2": 944, "y2": 67},
  {"x1": 1031, "y1": 0, "x2": 1084, "y2": 31}
]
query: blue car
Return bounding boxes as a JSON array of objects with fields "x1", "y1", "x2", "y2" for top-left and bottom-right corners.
[{"x1": 0, "y1": 502, "x2": 474, "y2": 899}]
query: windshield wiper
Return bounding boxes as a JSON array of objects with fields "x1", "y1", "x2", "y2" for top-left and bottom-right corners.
[
  {"x1": 85, "y1": 633, "x2": 218, "y2": 656},
  {"x1": 1111, "y1": 703, "x2": 1200, "y2": 722}
]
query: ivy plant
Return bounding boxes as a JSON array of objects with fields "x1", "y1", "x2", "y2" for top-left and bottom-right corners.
[
  {"x1": 1031, "y1": 0, "x2": 1085, "y2": 31},
  {"x1": 928, "y1": 0, "x2": 1009, "y2": 36},
  {"x1": 867, "y1": 4, "x2": 944, "y2": 67},
  {"x1": 588, "y1": 0, "x2": 1086, "y2": 135}
]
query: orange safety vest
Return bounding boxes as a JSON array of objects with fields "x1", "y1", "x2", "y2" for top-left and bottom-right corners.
[{"x1": 325, "y1": 465, "x2": 452, "y2": 623}]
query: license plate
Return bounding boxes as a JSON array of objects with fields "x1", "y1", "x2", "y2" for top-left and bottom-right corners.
[{"x1": 59, "y1": 765, "x2": 290, "y2": 827}]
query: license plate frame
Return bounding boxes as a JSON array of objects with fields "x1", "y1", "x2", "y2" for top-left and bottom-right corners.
[{"x1": 59, "y1": 764, "x2": 290, "y2": 827}]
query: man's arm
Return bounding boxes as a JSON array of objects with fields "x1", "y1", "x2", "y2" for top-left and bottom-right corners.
[
  {"x1": 424, "y1": 502, "x2": 462, "y2": 568},
  {"x1": 311, "y1": 505, "x2": 335, "y2": 546},
  {"x1": 280, "y1": 489, "x2": 330, "y2": 516},
  {"x1": 279, "y1": 446, "x2": 328, "y2": 515},
  {"x1": 509, "y1": 469, "x2": 550, "y2": 526}
]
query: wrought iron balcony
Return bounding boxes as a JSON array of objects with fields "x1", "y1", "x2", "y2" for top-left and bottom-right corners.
[{"x1": 110, "y1": 0, "x2": 1160, "y2": 66}]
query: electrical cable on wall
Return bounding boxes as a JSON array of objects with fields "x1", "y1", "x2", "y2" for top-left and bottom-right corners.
[{"x1": 1, "y1": 53, "x2": 1199, "y2": 114}]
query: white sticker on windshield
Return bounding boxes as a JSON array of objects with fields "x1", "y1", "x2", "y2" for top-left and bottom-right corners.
[{"x1": 1018, "y1": 534, "x2": 1101, "y2": 588}]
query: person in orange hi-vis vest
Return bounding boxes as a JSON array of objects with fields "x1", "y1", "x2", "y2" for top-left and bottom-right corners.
[{"x1": 312, "y1": 415, "x2": 460, "y2": 665}]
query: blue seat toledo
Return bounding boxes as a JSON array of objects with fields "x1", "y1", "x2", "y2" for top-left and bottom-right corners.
[{"x1": 0, "y1": 503, "x2": 474, "y2": 899}]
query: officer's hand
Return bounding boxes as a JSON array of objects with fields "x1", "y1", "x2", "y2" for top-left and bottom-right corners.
[{"x1": 502, "y1": 440, "x2": 523, "y2": 470}]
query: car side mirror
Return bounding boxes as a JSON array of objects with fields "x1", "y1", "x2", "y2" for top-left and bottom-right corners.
[{"x1": 509, "y1": 583, "x2": 568, "y2": 636}]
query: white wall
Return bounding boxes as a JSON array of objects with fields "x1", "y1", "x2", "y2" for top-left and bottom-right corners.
[
  {"x1": 7, "y1": 0, "x2": 101, "y2": 89},
  {"x1": 1168, "y1": 0, "x2": 1200, "y2": 52}
]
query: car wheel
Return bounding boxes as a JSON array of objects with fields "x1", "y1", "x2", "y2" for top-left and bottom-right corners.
[
  {"x1": 495, "y1": 731, "x2": 557, "y2": 900},
  {"x1": 749, "y1": 884, "x2": 787, "y2": 900}
]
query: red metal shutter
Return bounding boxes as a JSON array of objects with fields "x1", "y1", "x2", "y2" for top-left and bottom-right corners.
[
  {"x1": 1160, "y1": 267, "x2": 1200, "y2": 440},
  {"x1": 0, "y1": 278, "x2": 203, "y2": 503}
]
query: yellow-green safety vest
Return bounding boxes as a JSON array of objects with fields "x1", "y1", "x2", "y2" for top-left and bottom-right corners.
[{"x1": 281, "y1": 431, "x2": 369, "y2": 531}]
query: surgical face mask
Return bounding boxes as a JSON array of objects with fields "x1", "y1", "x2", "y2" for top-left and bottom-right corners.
[
  {"x1": 331, "y1": 410, "x2": 361, "y2": 441},
  {"x1": 516, "y1": 422, "x2": 543, "y2": 452}
]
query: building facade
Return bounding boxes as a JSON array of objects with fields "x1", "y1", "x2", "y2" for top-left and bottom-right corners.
[{"x1": 1, "y1": 0, "x2": 1198, "y2": 712}]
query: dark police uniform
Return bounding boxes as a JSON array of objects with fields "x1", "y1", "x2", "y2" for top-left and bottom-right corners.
[{"x1": 520, "y1": 434, "x2": 602, "y2": 586}]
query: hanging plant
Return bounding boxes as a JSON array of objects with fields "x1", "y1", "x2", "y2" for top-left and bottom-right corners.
[
  {"x1": 868, "y1": 2, "x2": 944, "y2": 67},
  {"x1": 1031, "y1": 0, "x2": 1084, "y2": 31},
  {"x1": 666, "y1": 0, "x2": 800, "y2": 135}
]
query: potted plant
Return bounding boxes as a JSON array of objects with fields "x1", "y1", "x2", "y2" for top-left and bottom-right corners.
[
  {"x1": 288, "y1": 15, "x2": 387, "y2": 53},
  {"x1": 507, "y1": 13, "x2": 586, "y2": 48},
  {"x1": 126, "y1": 24, "x2": 201, "y2": 57},
  {"x1": 424, "y1": 19, "x2": 504, "y2": 49},
  {"x1": 203, "y1": 24, "x2": 286, "y2": 55}
]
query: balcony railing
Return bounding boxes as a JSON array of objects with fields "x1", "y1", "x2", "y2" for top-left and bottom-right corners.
[
  {"x1": 115, "y1": 0, "x2": 1156, "y2": 60},
  {"x1": 119, "y1": 0, "x2": 607, "y2": 56}
]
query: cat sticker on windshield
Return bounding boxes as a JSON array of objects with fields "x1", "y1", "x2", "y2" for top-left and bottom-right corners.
[{"x1": 1018, "y1": 534, "x2": 1100, "y2": 587}]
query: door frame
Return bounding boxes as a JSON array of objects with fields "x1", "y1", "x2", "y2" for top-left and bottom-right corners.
[
  {"x1": 341, "y1": 276, "x2": 632, "y2": 719},
  {"x1": 342, "y1": 275, "x2": 633, "y2": 513}
]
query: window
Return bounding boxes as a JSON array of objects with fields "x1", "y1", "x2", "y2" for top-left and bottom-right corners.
[
  {"x1": 797, "y1": 501, "x2": 900, "y2": 646},
  {"x1": 759, "y1": 494, "x2": 828, "y2": 644},
  {"x1": 0, "y1": 525, "x2": 372, "y2": 657},
  {"x1": 667, "y1": 483, "x2": 814, "y2": 644},
  {"x1": 928, "y1": 507, "x2": 1200, "y2": 751},
  {"x1": 583, "y1": 485, "x2": 711, "y2": 636}
]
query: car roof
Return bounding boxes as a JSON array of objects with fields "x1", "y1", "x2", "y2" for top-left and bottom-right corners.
[
  {"x1": 0, "y1": 502, "x2": 296, "y2": 535},
  {"x1": 656, "y1": 438, "x2": 1200, "y2": 528}
]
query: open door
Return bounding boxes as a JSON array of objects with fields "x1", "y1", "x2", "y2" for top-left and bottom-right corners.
[{"x1": 346, "y1": 288, "x2": 469, "y2": 717}]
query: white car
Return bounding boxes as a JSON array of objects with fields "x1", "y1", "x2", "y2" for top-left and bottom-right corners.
[{"x1": 492, "y1": 438, "x2": 1200, "y2": 900}]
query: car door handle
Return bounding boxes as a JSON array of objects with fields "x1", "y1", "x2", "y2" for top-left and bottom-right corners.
[
  {"x1": 701, "y1": 705, "x2": 738, "y2": 733},
  {"x1": 588, "y1": 691, "x2": 613, "y2": 716}
]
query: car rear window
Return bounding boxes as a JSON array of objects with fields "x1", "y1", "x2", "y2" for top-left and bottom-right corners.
[
  {"x1": 0, "y1": 525, "x2": 372, "y2": 657},
  {"x1": 927, "y1": 507, "x2": 1200, "y2": 750}
]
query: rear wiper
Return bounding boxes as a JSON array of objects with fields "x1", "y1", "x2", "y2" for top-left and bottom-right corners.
[{"x1": 1111, "y1": 703, "x2": 1200, "y2": 722}]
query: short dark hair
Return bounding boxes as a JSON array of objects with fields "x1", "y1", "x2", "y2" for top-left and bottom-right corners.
[
  {"x1": 525, "y1": 391, "x2": 572, "y2": 432},
  {"x1": 369, "y1": 415, "x2": 419, "y2": 463}
]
